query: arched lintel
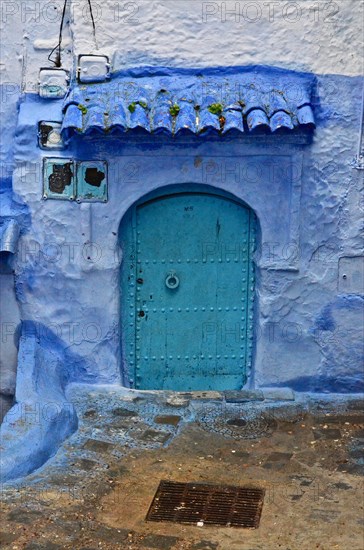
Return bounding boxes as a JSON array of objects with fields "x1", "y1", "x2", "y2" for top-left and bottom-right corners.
[{"x1": 117, "y1": 182, "x2": 261, "y2": 239}]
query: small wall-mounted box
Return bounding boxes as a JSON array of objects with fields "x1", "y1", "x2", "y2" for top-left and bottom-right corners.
[
  {"x1": 77, "y1": 161, "x2": 108, "y2": 202},
  {"x1": 78, "y1": 55, "x2": 110, "y2": 83},
  {"x1": 338, "y1": 256, "x2": 364, "y2": 294},
  {"x1": 43, "y1": 158, "x2": 75, "y2": 200},
  {"x1": 39, "y1": 68, "x2": 69, "y2": 99},
  {"x1": 42, "y1": 159, "x2": 108, "y2": 202},
  {"x1": 38, "y1": 121, "x2": 65, "y2": 149}
]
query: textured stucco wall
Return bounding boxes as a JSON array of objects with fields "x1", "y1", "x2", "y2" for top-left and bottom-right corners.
[
  {"x1": 10, "y1": 66, "x2": 364, "y2": 392},
  {"x1": 1, "y1": 0, "x2": 363, "y2": 168},
  {"x1": 69, "y1": 0, "x2": 362, "y2": 76},
  {"x1": 1, "y1": 0, "x2": 363, "y2": 398}
]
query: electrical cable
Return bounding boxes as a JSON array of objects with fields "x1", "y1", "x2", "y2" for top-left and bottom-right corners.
[
  {"x1": 87, "y1": 0, "x2": 97, "y2": 40},
  {"x1": 48, "y1": 0, "x2": 68, "y2": 67},
  {"x1": 48, "y1": 0, "x2": 97, "y2": 66}
]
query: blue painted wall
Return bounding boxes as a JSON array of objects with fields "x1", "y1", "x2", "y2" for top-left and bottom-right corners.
[
  {"x1": 0, "y1": 65, "x2": 363, "y2": 483},
  {"x1": 1, "y1": 66, "x2": 363, "y2": 396}
]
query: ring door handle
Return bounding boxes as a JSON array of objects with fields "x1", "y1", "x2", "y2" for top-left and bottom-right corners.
[{"x1": 165, "y1": 271, "x2": 180, "y2": 290}]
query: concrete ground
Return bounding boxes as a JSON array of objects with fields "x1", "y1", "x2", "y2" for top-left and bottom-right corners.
[{"x1": 0, "y1": 386, "x2": 363, "y2": 550}]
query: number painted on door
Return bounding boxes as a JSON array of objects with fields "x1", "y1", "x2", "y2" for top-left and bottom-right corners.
[{"x1": 120, "y1": 192, "x2": 256, "y2": 391}]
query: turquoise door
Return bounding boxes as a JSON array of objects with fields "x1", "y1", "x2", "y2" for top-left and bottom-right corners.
[{"x1": 120, "y1": 191, "x2": 256, "y2": 391}]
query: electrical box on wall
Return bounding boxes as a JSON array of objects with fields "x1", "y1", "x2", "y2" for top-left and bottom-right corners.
[
  {"x1": 76, "y1": 161, "x2": 108, "y2": 202},
  {"x1": 78, "y1": 55, "x2": 110, "y2": 83},
  {"x1": 43, "y1": 158, "x2": 75, "y2": 200},
  {"x1": 39, "y1": 68, "x2": 69, "y2": 99},
  {"x1": 42, "y1": 159, "x2": 108, "y2": 202},
  {"x1": 38, "y1": 122, "x2": 65, "y2": 150}
]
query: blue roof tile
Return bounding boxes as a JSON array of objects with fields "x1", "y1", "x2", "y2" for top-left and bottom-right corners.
[
  {"x1": 108, "y1": 104, "x2": 127, "y2": 132},
  {"x1": 296, "y1": 104, "x2": 316, "y2": 127},
  {"x1": 198, "y1": 107, "x2": 221, "y2": 133},
  {"x1": 128, "y1": 103, "x2": 151, "y2": 132},
  {"x1": 85, "y1": 105, "x2": 106, "y2": 133},
  {"x1": 222, "y1": 106, "x2": 244, "y2": 134},
  {"x1": 151, "y1": 92, "x2": 173, "y2": 133},
  {"x1": 270, "y1": 110, "x2": 295, "y2": 132},
  {"x1": 62, "y1": 103, "x2": 83, "y2": 134},
  {"x1": 61, "y1": 68, "x2": 315, "y2": 139},
  {"x1": 175, "y1": 100, "x2": 196, "y2": 135},
  {"x1": 247, "y1": 109, "x2": 270, "y2": 132},
  {"x1": 265, "y1": 90, "x2": 290, "y2": 117}
]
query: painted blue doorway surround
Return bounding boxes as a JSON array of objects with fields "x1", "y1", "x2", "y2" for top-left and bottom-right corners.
[{"x1": 120, "y1": 188, "x2": 256, "y2": 391}]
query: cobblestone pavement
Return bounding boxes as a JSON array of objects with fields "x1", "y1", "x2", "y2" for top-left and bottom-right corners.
[{"x1": 0, "y1": 387, "x2": 363, "y2": 550}]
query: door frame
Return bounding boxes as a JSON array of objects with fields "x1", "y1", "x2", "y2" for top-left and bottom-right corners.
[{"x1": 118, "y1": 183, "x2": 259, "y2": 389}]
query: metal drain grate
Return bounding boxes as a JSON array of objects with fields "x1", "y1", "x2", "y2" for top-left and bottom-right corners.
[{"x1": 146, "y1": 480, "x2": 265, "y2": 528}]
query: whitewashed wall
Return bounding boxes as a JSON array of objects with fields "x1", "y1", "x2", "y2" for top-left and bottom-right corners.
[{"x1": 69, "y1": 0, "x2": 362, "y2": 76}]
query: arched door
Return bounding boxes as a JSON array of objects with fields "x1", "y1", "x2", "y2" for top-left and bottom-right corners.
[{"x1": 120, "y1": 191, "x2": 256, "y2": 391}]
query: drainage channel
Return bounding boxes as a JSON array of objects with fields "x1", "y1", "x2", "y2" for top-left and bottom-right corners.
[{"x1": 146, "y1": 480, "x2": 265, "y2": 528}]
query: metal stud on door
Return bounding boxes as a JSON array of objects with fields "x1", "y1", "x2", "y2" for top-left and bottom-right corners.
[{"x1": 122, "y1": 192, "x2": 256, "y2": 391}]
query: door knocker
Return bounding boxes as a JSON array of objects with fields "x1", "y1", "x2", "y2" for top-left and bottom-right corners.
[{"x1": 165, "y1": 271, "x2": 180, "y2": 290}]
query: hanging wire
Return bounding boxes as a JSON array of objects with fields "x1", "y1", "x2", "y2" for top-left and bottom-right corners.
[
  {"x1": 48, "y1": 0, "x2": 97, "y2": 66},
  {"x1": 87, "y1": 0, "x2": 97, "y2": 41},
  {"x1": 48, "y1": 0, "x2": 69, "y2": 67}
]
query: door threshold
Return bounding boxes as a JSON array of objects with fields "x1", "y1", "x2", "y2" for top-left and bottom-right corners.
[{"x1": 123, "y1": 388, "x2": 295, "y2": 403}]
